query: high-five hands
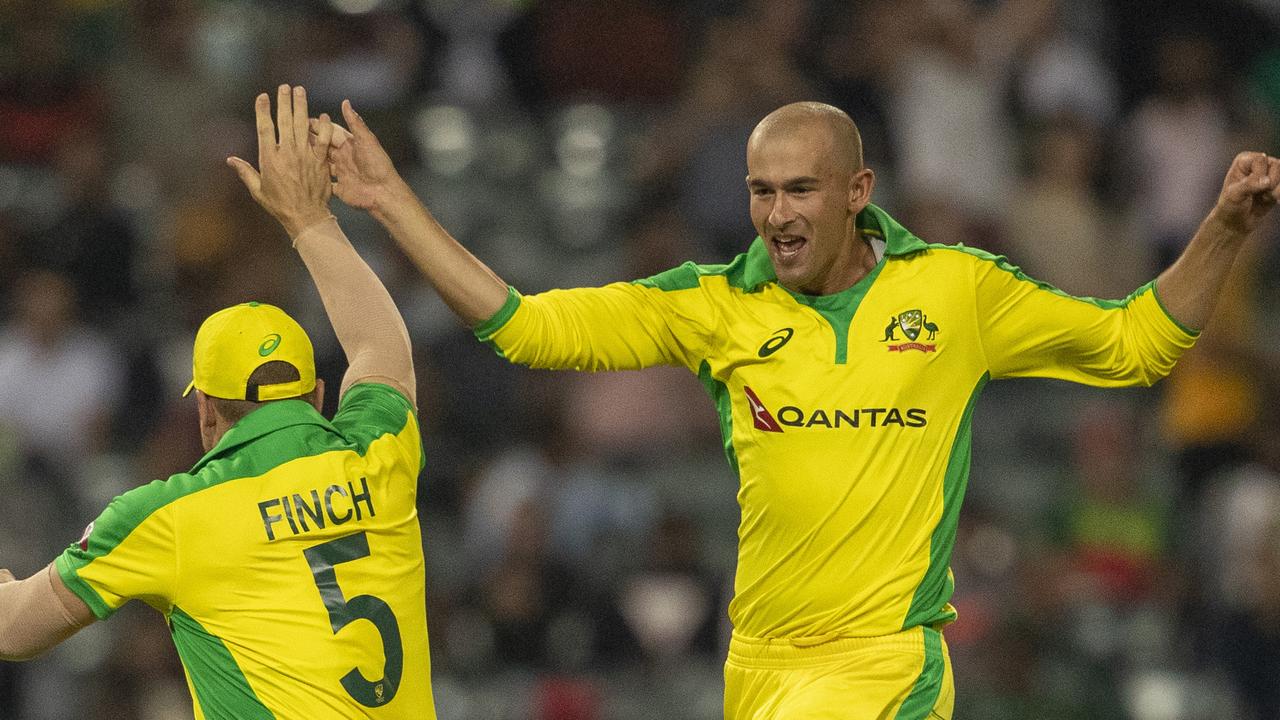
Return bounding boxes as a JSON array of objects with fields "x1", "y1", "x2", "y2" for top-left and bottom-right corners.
[
  {"x1": 1212, "y1": 151, "x2": 1280, "y2": 237},
  {"x1": 309, "y1": 99, "x2": 408, "y2": 217},
  {"x1": 228, "y1": 85, "x2": 335, "y2": 238}
]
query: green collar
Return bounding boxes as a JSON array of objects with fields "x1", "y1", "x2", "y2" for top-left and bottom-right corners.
[
  {"x1": 192, "y1": 399, "x2": 335, "y2": 473},
  {"x1": 857, "y1": 202, "x2": 929, "y2": 256},
  {"x1": 739, "y1": 202, "x2": 928, "y2": 293}
]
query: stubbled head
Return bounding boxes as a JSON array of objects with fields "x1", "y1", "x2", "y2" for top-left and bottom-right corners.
[{"x1": 746, "y1": 102, "x2": 875, "y2": 295}]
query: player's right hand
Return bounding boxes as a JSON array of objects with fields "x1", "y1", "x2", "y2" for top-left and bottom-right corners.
[
  {"x1": 1211, "y1": 151, "x2": 1280, "y2": 236},
  {"x1": 314, "y1": 100, "x2": 407, "y2": 216}
]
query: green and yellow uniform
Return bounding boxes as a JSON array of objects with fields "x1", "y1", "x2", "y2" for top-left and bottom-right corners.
[
  {"x1": 56, "y1": 383, "x2": 433, "y2": 719},
  {"x1": 475, "y1": 204, "x2": 1197, "y2": 718}
]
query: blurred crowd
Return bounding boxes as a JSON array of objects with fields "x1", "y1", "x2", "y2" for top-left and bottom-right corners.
[{"x1": 1, "y1": 0, "x2": 1279, "y2": 718}]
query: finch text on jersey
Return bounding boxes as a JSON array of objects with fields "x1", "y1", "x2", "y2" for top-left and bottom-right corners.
[{"x1": 257, "y1": 478, "x2": 376, "y2": 541}]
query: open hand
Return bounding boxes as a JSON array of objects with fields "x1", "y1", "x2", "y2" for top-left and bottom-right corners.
[
  {"x1": 314, "y1": 100, "x2": 406, "y2": 215},
  {"x1": 1212, "y1": 151, "x2": 1280, "y2": 236},
  {"x1": 228, "y1": 85, "x2": 334, "y2": 238}
]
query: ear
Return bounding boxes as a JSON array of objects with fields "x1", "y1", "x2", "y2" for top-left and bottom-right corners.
[
  {"x1": 310, "y1": 378, "x2": 326, "y2": 415},
  {"x1": 848, "y1": 168, "x2": 876, "y2": 214},
  {"x1": 195, "y1": 390, "x2": 221, "y2": 452}
]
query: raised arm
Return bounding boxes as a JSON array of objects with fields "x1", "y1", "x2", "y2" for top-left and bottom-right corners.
[
  {"x1": 228, "y1": 86, "x2": 416, "y2": 405},
  {"x1": 0, "y1": 565, "x2": 95, "y2": 661},
  {"x1": 1155, "y1": 151, "x2": 1280, "y2": 331},
  {"x1": 323, "y1": 100, "x2": 509, "y2": 327}
]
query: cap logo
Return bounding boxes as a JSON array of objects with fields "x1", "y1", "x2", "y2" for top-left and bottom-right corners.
[{"x1": 259, "y1": 333, "x2": 282, "y2": 357}]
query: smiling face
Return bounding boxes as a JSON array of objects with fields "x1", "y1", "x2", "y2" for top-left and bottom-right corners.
[{"x1": 746, "y1": 106, "x2": 875, "y2": 295}]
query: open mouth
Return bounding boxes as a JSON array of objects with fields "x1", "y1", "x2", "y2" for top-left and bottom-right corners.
[{"x1": 772, "y1": 234, "x2": 807, "y2": 260}]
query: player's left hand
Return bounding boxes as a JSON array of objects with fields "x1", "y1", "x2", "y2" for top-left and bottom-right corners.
[
  {"x1": 1210, "y1": 151, "x2": 1280, "y2": 236},
  {"x1": 227, "y1": 84, "x2": 335, "y2": 238}
]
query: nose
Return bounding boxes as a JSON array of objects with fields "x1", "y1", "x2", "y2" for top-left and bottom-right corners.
[{"x1": 768, "y1": 193, "x2": 795, "y2": 229}]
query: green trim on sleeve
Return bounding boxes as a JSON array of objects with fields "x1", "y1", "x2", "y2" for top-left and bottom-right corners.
[
  {"x1": 472, "y1": 286, "x2": 522, "y2": 341},
  {"x1": 169, "y1": 606, "x2": 275, "y2": 719},
  {"x1": 55, "y1": 554, "x2": 113, "y2": 620},
  {"x1": 1149, "y1": 280, "x2": 1202, "y2": 337},
  {"x1": 902, "y1": 372, "x2": 989, "y2": 630}
]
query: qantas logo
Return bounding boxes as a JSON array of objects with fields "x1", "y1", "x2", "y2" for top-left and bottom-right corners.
[
  {"x1": 744, "y1": 386, "x2": 927, "y2": 431},
  {"x1": 77, "y1": 521, "x2": 95, "y2": 551},
  {"x1": 745, "y1": 386, "x2": 783, "y2": 432}
]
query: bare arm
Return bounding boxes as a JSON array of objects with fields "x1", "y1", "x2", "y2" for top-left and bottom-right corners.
[
  {"x1": 228, "y1": 86, "x2": 416, "y2": 405},
  {"x1": 1155, "y1": 152, "x2": 1280, "y2": 331},
  {"x1": 324, "y1": 101, "x2": 509, "y2": 327},
  {"x1": 0, "y1": 565, "x2": 95, "y2": 661}
]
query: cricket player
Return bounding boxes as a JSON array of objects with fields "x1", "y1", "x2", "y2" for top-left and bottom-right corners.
[
  {"x1": 0, "y1": 86, "x2": 437, "y2": 719},
  {"x1": 321, "y1": 97, "x2": 1277, "y2": 718}
]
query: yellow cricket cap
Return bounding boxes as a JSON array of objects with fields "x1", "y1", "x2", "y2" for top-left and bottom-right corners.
[{"x1": 182, "y1": 302, "x2": 316, "y2": 402}]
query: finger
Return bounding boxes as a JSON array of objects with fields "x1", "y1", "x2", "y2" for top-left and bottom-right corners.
[
  {"x1": 342, "y1": 99, "x2": 374, "y2": 142},
  {"x1": 276, "y1": 84, "x2": 292, "y2": 149},
  {"x1": 0, "y1": 568, "x2": 15, "y2": 583},
  {"x1": 1251, "y1": 151, "x2": 1268, "y2": 182},
  {"x1": 313, "y1": 112, "x2": 335, "y2": 157},
  {"x1": 291, "y1": 85, "x2": 310, "y2": 148},
  {"x1": 226, "y1": 156, "x2": 263, "y2": 197},
  {"x1": 253, "y1": 92, "x2": 274, "y2": 168}
]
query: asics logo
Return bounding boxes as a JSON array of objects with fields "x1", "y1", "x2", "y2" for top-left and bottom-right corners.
[
  {"x1": 259, "y1": 333, "x2": 282, "y2": 356},
  {"x1": 758, "y1": 328, "x2": 794, "y2": 358}
]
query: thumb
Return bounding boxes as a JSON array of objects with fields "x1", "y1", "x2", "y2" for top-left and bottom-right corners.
[
  {"x1": 226, "y1": 156, "x2": 262, "y2": 196},
  {"x1": 342, "y1": 99, "x2": 375, "y2": 143},
  {"x1": 0, "y1": 568, "x2": 15, "y2": 583}
]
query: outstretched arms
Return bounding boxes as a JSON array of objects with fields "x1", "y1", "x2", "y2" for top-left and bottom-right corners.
[
  {"x1": 0, "y1": 565, "x2": 94, "y2": 661},
  {"x1": 323, "y1": 100, "x2": 509, "y2": 327},
  {"x1": 228, "y1": 86, "x2": 416, "y2": 405},
  {"x1": 1155, "y1": 151, "x2": 1280, "y2": 331}
]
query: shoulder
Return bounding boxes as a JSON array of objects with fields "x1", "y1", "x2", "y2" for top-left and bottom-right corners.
[
  {"x1": 633, "y1": 240, "x2": 775, "y2": 294},
  {"x1": 332, "y1": 382, "x2": 418, "y2": 450}
]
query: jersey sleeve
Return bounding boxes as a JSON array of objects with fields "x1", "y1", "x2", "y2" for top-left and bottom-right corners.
[
  {"x1": 474, "y1": 274, "x2": 718, "y2": 373},
  {"x1": 54, "y1": 480, "x2": 178, "y2": 620},
  {"x1": 970, "y1": 252, "x2": 1199, "y2": 385},
  {"x1": 332, "y1": 382, "x2": 423, "y2": 470}
]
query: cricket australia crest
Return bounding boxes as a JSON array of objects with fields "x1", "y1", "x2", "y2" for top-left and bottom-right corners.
[{"x1": 881, "y1": 309, "x2": 938, "y2": 353}]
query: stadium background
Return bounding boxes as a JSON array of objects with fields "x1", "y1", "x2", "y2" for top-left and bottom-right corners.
[{"x1": 2, "y1": 0, "x2": 1279, "y2": 717}]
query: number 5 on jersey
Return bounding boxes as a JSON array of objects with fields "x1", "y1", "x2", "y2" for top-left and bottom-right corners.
[{"x1": 304, "y1": 532, "x2": 403, "y2": 707}]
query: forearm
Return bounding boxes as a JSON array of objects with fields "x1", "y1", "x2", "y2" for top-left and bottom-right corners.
[
  {"x1": 292, "y1": 217, "x2": 416, "y2": 404},
  {"x1": 0, "y1": 565, "x2": 92, "y2": 661},
  {"x1": 371, "y1": 180, "x2": 510, "y2": 327},
  {"x1": 1153, "y1": 210, "x2": 1251, "y2": 332}
]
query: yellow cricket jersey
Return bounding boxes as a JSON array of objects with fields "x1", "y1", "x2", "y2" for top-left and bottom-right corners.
[
  {"x1": 475, "y1": 204, "x2": 1198, "y2": 641},
  {"x1": 56, "y1": 383, "x2": 435, "y2": 719}
]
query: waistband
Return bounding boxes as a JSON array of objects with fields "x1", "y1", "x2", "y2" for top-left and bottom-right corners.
[{"x1": 727, "y1": 626, "x2": 940, "y2": 670}]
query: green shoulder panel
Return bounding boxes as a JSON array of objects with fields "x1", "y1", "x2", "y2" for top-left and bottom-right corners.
[
  {"x1": 634, "y1": 239, "x2": 777, "y2": 294},
  {"x1": 169, "y1": 606, "x2": 275, "y2": 719},
  {"x1": 934, "y1": 244, "x2": 1142, "y2": 310},
  {"x1": 331, "y1": 382, "x2": 417, "y2": 457}
]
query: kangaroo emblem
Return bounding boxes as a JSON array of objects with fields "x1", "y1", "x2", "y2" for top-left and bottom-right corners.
[{"x1": 882, "y1": 316, "x2": 899, "y2": 341}]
